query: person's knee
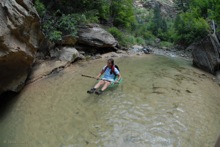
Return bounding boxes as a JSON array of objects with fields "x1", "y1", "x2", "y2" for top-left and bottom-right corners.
[
  {"x1": 104, "y1": 82, "x2": 111, "y2": 86},
  {"x1": 99, "y1": 81, "x2": 105, "y2": 85}
]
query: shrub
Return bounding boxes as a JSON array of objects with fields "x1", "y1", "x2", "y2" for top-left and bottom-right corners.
[
  {"x1": 108, "y1": 27, "x2": 146, "y2": 46},
  {"x1": 35, "y1": 0, "x2": 46, "y2": 17},
  {"x1": 174, "y1": 13, "x2": 209, "y2": 45},
  {"x1": 49, "y1": 31, "x2": 62, "y2": 41},
  {"x1": 136, "y1": 37, "x2": 145, "y2": 45},
  {"x1": 143, "y1": 32, "x2": 156, "y2": 46},
  {"x1": 126, "y1": 35, "x2": 137, "y2": 45},
  {"x1": 160, "y1": 41, "x2": 174, "y2": 48},
  {"x1": 42, "y1": 12, "x2": 89, "y2": 42},
  {"x1": 108, "y1": 27, "x2": 124, "y2": 44},
  {"x1": 57, "y1": 14, "x2": 77, "y2": 36},
  {"x1": 145, "y1": 39, "x2": 155, "y2": 46},
  {"x1": 83, "y1": 10, "x2": 99, "y2": 23},
  {"x1": 143, "y1": 31, "x2": 156, "y2": 40}
]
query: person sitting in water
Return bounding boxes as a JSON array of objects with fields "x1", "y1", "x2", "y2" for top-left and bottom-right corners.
[{"x1": 87, "y1": 58, "x2": 121, "y2": 95}]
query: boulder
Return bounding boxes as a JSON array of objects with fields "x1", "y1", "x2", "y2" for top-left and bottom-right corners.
[
  {"x1": 60, "y1": 35, "x2": 77, "y2": 46},
  {"x1": 0, "y1": 0, "x2": 44, "y2": 94},
  {"x1": 191, "y1": 35, "x2": 220, "y2": 73},
  {"x1": 132, "y1": 45, "x2": 143, "y2": 50},
  {"x1": 77, "y1": 24, "x2": 118, "y2": 48},
  {"x1": 78, "y1": 54, "x2": 86, "y2": 60},
  {"x1": 59, "y1": 47, "x2": 79, "y2": 62},
  {"x1": 49, "y1": 48, "x2": 60, "y2": 58}
]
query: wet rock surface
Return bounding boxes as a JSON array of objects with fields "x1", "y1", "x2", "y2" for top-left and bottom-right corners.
[
  {"x1": 191, "y1": 35, "x2": 220, "y2": 74},
  {"x1": 28, "y1": 60, "x2": 68, "y2": 84},
  {"x1": 0, "y1": 0, "x2": 44, "y2": 94},
  {"x1": 216, "y1": 71, "x2": 220, "y2": 86}
]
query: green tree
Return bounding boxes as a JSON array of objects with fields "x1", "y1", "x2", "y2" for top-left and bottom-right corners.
[
  {"x1": 151, "y1": 4, "x2": 168, "y2": 40},
  {"x1": 35, "y1": 0, "x2": 137, "y2": 42},
  {"x1": 110, "y1": 0, "x2": 136, "y2": 28},
  {"x1": 173, "y1": 0, "x2": 220, "y2": 45}
]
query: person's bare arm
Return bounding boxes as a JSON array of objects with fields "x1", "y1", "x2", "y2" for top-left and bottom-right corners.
[
  {"x1": 117, "y1": 74, "x2": 121, "y2": 81},
  {"x1": 115, "y1": 74, "x2": 121, "y2": 83},
  {"x1": 96, "y1": 70, "x2": 104, "y2": 79}
]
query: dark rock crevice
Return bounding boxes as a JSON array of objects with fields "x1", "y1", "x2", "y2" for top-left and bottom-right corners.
[{"x1": 0, "y1": 51, "x2": 33, "y2": 92}]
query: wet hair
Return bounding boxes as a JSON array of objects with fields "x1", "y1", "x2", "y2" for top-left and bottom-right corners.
[
  {"x1": 108, "y1": 58, "x2": 114, "y2": 74},
  {"x1": 108, "y1": 58, "x2": 114, "y2": 65}
]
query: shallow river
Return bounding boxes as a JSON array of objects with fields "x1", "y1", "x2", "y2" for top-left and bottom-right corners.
[{"x1": 0, "y1": 55, "x2": 220, "y2": 147}]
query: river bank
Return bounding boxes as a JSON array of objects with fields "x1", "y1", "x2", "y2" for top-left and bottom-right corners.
[{"x1": 28, "y1": 46, "x2": 193, "y2": 84}]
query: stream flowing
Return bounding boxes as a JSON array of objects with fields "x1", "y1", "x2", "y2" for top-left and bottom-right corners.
[{"x1": 0, "y1": 55, "x2": 220, "y2": 147}]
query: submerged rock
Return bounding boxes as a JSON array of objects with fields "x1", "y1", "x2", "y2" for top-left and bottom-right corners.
[
  {"x1": 191, "y1": 34, "x2": 220, "y2": 73},
  {"x1": 0, "y1": 0, "x2": 44, "y2": 94}
]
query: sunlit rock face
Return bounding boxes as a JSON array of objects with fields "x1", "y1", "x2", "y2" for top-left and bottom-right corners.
[{"x1": 0, "y1": 0, "x2": 44, "y2": 94}]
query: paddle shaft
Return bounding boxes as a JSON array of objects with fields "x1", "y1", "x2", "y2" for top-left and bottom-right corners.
[
  {"x1": 81, "y1": 74, "x2": 99, "y2": 80},
  {"x1": 81, "y1": 74, "x2": 119, "y2": 84}
]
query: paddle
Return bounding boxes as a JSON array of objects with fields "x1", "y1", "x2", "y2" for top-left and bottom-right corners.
[
  {"x1": 81, "y1": 74, "x2": 119, "y2": 84},
  {"x1": 81, "y1": 74, "x2": 99, "y2": 80}
]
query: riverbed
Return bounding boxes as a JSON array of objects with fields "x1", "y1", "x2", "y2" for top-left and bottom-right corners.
[{"x1": 0, "y1": 55, "x2": 219, "y2": 147}]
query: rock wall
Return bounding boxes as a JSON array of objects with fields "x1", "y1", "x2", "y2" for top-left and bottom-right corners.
[
  {"x1": 191, "y1": 34, "x2": 220, "y2": 74},
  {"x1": 142, "y1": 0, "x2": 176, "y2": 18},
  {"x1": 0, "y1": 0, "x2": 44, "y2": 94}
]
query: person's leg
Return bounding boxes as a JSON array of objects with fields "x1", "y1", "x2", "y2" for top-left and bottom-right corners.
[
  {"x1": 87, "y1": 80, "x2": 105, "y2": 93},
  {"x1": 95, "y1": 81, "x2": 111, "y2": 95},
  {"x1": 94, "y1": 80, "x2": 105, "y2": 89},
  {"x1": 101, "y1": 81, "x2": 111, "y2": 91}
]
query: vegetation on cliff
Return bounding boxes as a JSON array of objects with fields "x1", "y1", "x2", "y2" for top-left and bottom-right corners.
[
  {"x1": 35, "y1": 0, "x2": 220, "y2": 48},
  {"x1": 173, "y1": 0, "x2": 220, "y2": 46}
]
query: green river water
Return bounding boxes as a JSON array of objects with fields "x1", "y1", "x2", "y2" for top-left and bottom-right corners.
[{"x1": 0, "y1": 55, "x2": 220, "y2": 147}]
